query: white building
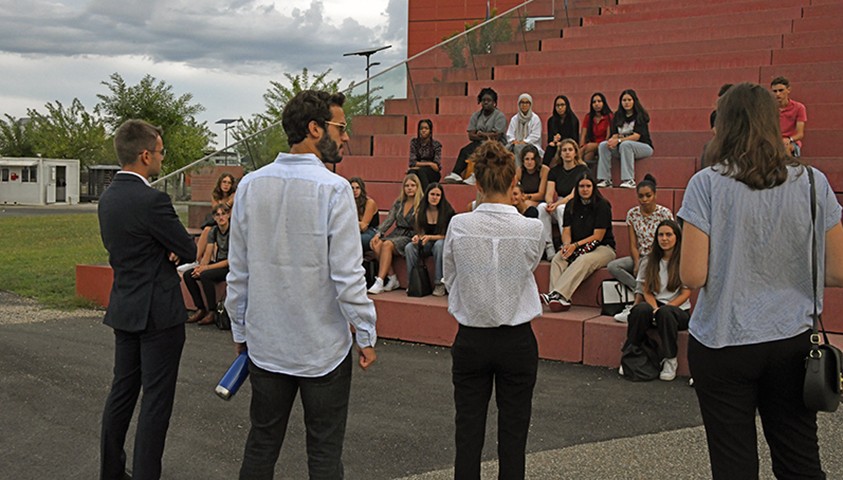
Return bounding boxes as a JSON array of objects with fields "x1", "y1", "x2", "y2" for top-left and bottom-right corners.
[{"x1": 0, "y1": 157, "x2": 80, "y2": 205}]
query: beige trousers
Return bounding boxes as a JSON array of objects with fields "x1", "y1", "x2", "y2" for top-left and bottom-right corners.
[{"x1": 549, "y1": 245, "x2": 616, "y2": 301}]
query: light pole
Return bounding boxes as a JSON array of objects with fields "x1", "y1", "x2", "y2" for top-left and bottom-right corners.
[
  {"x1": 215, "y1": 118, "x2": 238, "y2": 151},
  {"x1": 343, "y1": 45, "x2": 391, "y2": 115}
]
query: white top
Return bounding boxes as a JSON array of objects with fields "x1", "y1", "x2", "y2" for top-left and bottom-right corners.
[
  {"x1": 636, "y1": 258, "x2": 691, "y2": 310},
  {"x1": 443, "y1": 203, "x2": 544, "y2": 327},
  {"x1": 505, "y1": 112, "x2": 544, "y2": 156},
  {"x1": 225, "y1": 152, "x2": 377, "y2": 377}
]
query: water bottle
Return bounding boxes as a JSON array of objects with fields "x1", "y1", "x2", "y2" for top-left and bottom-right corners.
[{"x1": 215, "y1": 351, "x2": 249, "y2": 400}]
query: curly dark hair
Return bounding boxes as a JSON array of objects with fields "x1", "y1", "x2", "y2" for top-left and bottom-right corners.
[
  {"x1": 476, "y1": 87, "x2": 498, "y2": 105},
  {"x1": 282, "y1": 90, "x2": 345, "y2": 146}
]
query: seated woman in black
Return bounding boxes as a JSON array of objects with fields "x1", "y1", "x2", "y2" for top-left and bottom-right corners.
[
  {"x1": 408, "y1": 119, "x2": 442, "y2": 191},
  {"x1": 404, "y1": 182, "x2": 455, "y2": 297},
  {"x1": 621, "y1": 219, "x2": 690, "y2": 381},
  {"x1": 541, "y1": 172, "x2": 616, "y2": 312},
  {"x1": 543, "y1": 95, "x2": 580, "y2": 166},
  {"x1": 513, "y1": 144, "x2": 549, "y2": 210},
  {"x1": 184, "y1": 203, "x2": 231, "y2": 325},
  {"x1": 350, "y1": 176, "x2": 379, "y2": 252}
]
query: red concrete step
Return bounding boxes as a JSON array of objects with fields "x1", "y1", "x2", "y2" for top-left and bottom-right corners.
[
  {"x1": 335, "y1": 156, "x2": 409, "y2": 183},
  {"x1": 353, "y1": 115, "x2": 406, "y2": 136},
  {"x1": 583, "y1": 315, "x2": 691, "y2": 376},
  {"x1": 605, "y1": 0, "x2": 802, "y2": 14},
  {"x1": 414, "y1": 82, "x2": 468, "y2": 98},
  {"x1": 469, "y1": 67, "x2": 761, "y2": 95},
  {"x1": 587, "y1": 0, "x2": 804, "y2": 25},
  {"x1": 773, "y1": 45, "x2": 843, "y2": 65},
  {"x1": 544, "y1": 20, "x2": 793, "y2": 50},
  {"x1": 807, "y1": 157, "x2": 843, "y2": 193},
  {"x1": 539, "y1": 35, "x2": 782, "y2": 59},
  {"x1": 565, "y1": 7, "x2": 800, "y2": 37},
  {"x1": 793, "y1": 16, "x2": 843, "y2": 33},
  {"x1": 760, "y1": 61, "x2": 843, "y2": 84},
  {"x1": 803, "y1": 3, "x2": 843, "y2": 17},
  {"x1": 784, "y1": 30, "x2": 843, "y2": 49},
  {"x1": 494, "y1": 50, "x2": 774, "y2": 81},
  {"x1": 384, "y1": 98, "x2": 436, "y2": 116},
  {"x1": 440, "y1": 67, "x2": 494, "y2": 83},
  {"x1": 372, "y1": 290, "x2": 594, "y2": 363}
]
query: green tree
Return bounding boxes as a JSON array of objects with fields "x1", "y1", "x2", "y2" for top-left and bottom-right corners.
[
  {"x1": 27, "y1": 99, "x2": 110, "y2": 166},
  {"x1": 234, "y1": 68, "x2": 383, "y2": 170},
  {"x1": 0, "y1": 114, "x2": 36, "y2": 157},
  {"x1": 95, "y1": 73, "x2": 213, "y2": 173},
  {"x1": 442, "y1": 9, "x2": 514, "y2": 69}
]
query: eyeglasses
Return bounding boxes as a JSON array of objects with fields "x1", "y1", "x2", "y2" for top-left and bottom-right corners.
[
  {"x1": 213, "y1": 212, "x2": 229, "y2": 217},
  {"x1": 144, "y1": 148, "x2": 167, "y2": 157},
  {"x1": 324, "y1": 121, "x2": 347, "y2": 134}
]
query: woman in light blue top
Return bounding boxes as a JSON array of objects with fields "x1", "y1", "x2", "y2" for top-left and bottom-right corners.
[{"x1": 679, "y1": 82, "x2": 843, "y2": 480}]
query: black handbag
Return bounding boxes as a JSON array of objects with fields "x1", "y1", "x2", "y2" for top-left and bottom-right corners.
[
  {"x1": 803, "y1": 167, "x2": 843, "y2": 412},
  {"x1": 406, "y1": 244, "x2": 433, "y2": 297},
  {"x1": 214, "y1": 300, "x2": 231, "y2": 331}
]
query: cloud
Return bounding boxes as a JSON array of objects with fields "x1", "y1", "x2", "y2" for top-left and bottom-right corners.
[{"x1": 0, "y1": 0, "x2": 405, "y2": 75}]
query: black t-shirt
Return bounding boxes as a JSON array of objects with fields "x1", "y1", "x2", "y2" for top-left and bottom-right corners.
[
  {"x1": 547, "y1": 164, "x2": 589, "y2": 199},
  {"x1": 520, "y1": 167, "x2": 542, "y2": 195},
  {"x1": 562, "y1": 197, "x2": 615, "y2": 249},
  {"x1": 522, "y1": 206, "x2": 539, "y2": 218}
]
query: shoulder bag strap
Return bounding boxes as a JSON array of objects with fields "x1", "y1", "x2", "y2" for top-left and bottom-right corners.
[{"x1": 807, "y1": 167, "x2": 829, "y2": 346}]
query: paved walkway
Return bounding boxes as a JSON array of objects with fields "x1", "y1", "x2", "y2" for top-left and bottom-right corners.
[{"x1": 1, "y1": 291, "x2": 841, "y2": 479}]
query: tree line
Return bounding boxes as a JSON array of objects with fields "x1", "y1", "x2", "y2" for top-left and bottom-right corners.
[{"x1": 0, "y1": 68, "x2": 381, "y2": 174}]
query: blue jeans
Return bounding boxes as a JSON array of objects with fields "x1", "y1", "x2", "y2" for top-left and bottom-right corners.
[
  {"x1": 239, "y1": 351, "x2": 352, "y2": 480},
  {"x1": 360, "y1": 227, "x2": 377, "y2": 253},
  {"x1": 404, "y1": 240, "x2": 444, "y2": 283},
  {"x1": 597, "y1": 140, "x2": 653, "y2": 182}
]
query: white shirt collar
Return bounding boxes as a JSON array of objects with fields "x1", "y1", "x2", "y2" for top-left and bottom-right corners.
[{"x1": 116, "y1": 170, "x2": 151, "y2": 187}]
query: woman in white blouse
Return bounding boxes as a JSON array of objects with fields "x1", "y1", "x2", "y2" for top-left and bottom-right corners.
[
  {"x1": 443, "y1": 140, "x2": 543, "y2": 480},
  {"x1": 505, "y1": 93, "x2": 543, "y2": 168}
]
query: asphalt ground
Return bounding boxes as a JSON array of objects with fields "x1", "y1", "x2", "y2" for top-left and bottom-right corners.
[{"x1": 2, "y1": 291, "x2": 842, "y2": 479}]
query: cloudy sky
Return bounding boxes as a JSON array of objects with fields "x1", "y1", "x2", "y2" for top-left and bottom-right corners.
[{"x1": 0, "y1": 0, "x2": 408, "y2": 144}]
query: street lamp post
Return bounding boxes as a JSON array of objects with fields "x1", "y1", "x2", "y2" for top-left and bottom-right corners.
[
  {"x1": 215, "y1": 118, "x2": 239, "y2": 165},
  {"x1": 343, "y1": 45, "x2": 391, "y2": 115}
]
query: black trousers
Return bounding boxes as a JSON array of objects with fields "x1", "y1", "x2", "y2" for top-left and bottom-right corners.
[
  {"x1": 689, "y1": 330, "x2": 825, "y2": 480},
  {"x1": 451, "y1": 322, "x2": 538, "y2": 480},
  {"x1": 183, "y1": 266, "x2": 228, "y2": 311},
  {"x1": 239, "y1": 351, "x2": 353, "y2": 480},
  {"x1": 409, "y1": 166, "x2": 441, "y2": 192},
  {"x1": 100, "y1": 323, "x2": 185, "y2": 480},
  {"x1": 626, "y1": 303, "x2": 689, "y2": 359}
]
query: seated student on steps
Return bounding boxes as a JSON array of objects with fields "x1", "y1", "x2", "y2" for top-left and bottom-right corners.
[
  {"x1": 443, "y1": 87, "x2": 506, "y2": 185},
  {"x1": 541, "y1": 172, "x2": 616, "y2": 312},
  {"x1": 620, "y1": 219, "x2": 690, "y2": 382},
  {"x1": 608, "y1": 174, "x2": 674, "y2": 322},
  {"x1": 368, "y1": 174, "x2": 421, "y2": 294}
]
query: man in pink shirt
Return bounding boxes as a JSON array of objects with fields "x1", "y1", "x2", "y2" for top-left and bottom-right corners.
[{"x1": 771, "y1": 76, "x2": 807, "y2": 157}]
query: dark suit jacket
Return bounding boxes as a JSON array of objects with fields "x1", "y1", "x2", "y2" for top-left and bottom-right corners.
[{"x1": 98, "y1": 173, "x2": 197, "y2": 332}]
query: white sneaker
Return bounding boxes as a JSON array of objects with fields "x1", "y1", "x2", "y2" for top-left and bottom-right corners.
[
  {"x1": 596, "y1": 179, "x2": 612, "y2": 188},
  {"x1": 619, "y1": 179, "x2": 637, "y2": 189},
  {"x1": 613, "y1": 305, "x2": 632, "y2": 323},
  {"x1": 689, "y1": 377, "x2": 695, "y2": 387},
  {"x1": 660, "y1": 357, "x2": 678, "y2": 381},
  {"x1": 432, "y1": 283, "x2": 446, "y2": 297},
  {"x1": 545, "y1": 243, "x2": 556, "y2": 261},
  {"x1": 463, "y1": 173, "x2": 476, "y2": 186},
  {"x1": 618, "y1": 365, "x2": 624, "y2": 376},
  {"x1": 384, "y1": 275, "x2": 400, "y2": 292},
  {"x1": 367, "y1": 277, "x2": 384, "y2": 295},
  {"x1": 443, "y1": 172, "x2": 463, "y2": 182}
]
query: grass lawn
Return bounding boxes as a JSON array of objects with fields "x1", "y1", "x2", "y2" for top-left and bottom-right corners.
[{"x1": 0, "y1": 213, "x2": 108, "y2": 309}]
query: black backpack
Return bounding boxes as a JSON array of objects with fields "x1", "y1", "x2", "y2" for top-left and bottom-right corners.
[{"x1": 620, "y1": 337, "x2": 661, "y2": 382}]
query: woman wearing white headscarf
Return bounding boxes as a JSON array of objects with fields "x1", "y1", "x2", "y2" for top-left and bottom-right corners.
[{"x1": 506, "y1": 93, "x2": 544, "y2": 168}]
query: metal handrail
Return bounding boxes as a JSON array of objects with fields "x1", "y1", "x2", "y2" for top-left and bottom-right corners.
[{"x1": 153, "y1": 0, "x2": 565, "y2": 187}]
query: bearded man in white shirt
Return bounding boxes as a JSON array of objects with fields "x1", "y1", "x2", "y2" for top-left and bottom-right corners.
[{"x1": 225, "y1": 90, "x2": 377, "y2": 479}]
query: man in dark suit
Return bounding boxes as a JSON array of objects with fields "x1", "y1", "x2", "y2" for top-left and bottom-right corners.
[{"x1": 98, "y1": 119, "x2": 196, "y2": 480}]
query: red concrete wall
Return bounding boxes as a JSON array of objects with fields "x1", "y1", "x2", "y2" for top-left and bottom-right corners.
[{"x1": 408, "y1": 0, "x2": 527, "y2": 56}]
